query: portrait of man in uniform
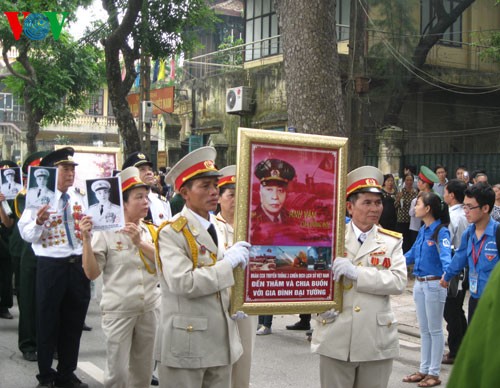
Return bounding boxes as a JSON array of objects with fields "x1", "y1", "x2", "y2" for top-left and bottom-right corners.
[
  {"x1": 85, "y1": 177, "x2": 123, "y2": 231},
  {"x1": 0, "y1": 166, "x2": 23, "y2": 199},
  {"x1": 25, "y1": 167, "x2": 56, "y2": 209}
]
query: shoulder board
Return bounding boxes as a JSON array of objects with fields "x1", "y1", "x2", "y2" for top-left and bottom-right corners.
[
  {"x1": 74, "y1": 187, "x2": 85, "y2": 196},
  {"x1": 215, "y1": 216, "x2": 226, "y2": 224},
  {"x1": 158, "y1": 194, "x2": 167, "y2": 201},
  {"x1": 378, "y1": 227, "x2": 402, "y2": 239},
  {"x1": 170, "y1": 216, "x2": 187, "y2": 232}
]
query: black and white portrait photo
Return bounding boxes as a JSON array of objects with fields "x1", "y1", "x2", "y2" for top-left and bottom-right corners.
[
  {"x1": 26, "y1": 166, "x2": 57, "y2": 209},
  {"x1": 0, "y1": 166, "x2": 23, "y2": 200},
  {"x1": 85, "y1": 177, "x2": 124, "y2": 231}
]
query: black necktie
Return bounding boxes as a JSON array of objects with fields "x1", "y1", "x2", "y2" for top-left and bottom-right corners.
[
  {"x1": 145, "y1": 208, "x2": 153, "y2": 222},
  {"x1": 100, "y1": 205, "x2": 103, "y2": 215},
  {"x1": 207, "y1": 224, "x2": 218, "y2": 247},
  {"x1": 358, "y1": 233, "x2": 367, "y2": 245},
  {"x1": 37, "y1": 189, "x2": 41, "y2": 198}
]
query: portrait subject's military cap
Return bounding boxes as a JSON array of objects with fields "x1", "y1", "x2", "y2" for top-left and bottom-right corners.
[
  {"x1": 122, "y1": 152, "x2": 153, "y2": 169},
  {"x1": 91, "y1": 180, "x2": 111, "y2": 192},
  {"x1": 40, "y1": 147, "x2": 78, "y2": 167},
  {"x1": 0, "y1": 160, "x2": 17, "y2": 169},
  {"x1": 218, "y1": 165, "x2": 236, "y2": 188},
  {"x1": 254, "y1": 159, "x2": 296, "y2": 186},
  {"x1": 34, "y1": 168, "x2": 50, "y2": 178},
  {"x1": 119, "y1": 167, "x2": 149, "y2": 192},
  {"x1": 22, "y1": 151, "x2": 49, "y2": 175},
  {"x1": 166, "y1": 146, "x2": 221, "y2": 192},
  {"x1": 418, "y1": 165, "x2": 439, "y2": 185},
  {"x1": 346, "y1": 165, "x2": 384, "y2": 198},
  {"x1": 3, "y1": 168, "x2": 15, "y2": 176}
]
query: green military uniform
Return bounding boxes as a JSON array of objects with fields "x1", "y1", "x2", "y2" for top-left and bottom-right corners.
[
  {"x1": 12, "y1": 190, "x2": 39, "y2": 357},
  {"x1": 0, "y1": 199, "x2": 14, "y2": 316},
  {"x1": 447, "y1": 260, "x2": 500, "y2": 387}
]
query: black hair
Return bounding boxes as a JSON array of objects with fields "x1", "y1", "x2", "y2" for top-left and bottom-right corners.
[
  {"x1": 404, "y1": 165, "x2": 417, "y2": 175},
  {"x1": 383, "y1": 174, "x2": 394, "y2": 186},
  {"x1": 465, "y1": 182, "x2": 495, "y2": 214},
  {"x1": 445, "y1": 179, "x2": 467, "y2": 203},
  {"x1": 470, "y1": 169, "x2": 487, "y2": 180},
  {"x1": 434, "y1": 164, "x2": 447, "y2": 173},
  {"x1": 122, "y1": 185, "x2": 150, "y2": 203},
  {"x1": 418, "y1": 191, "x2": 450, "y2": 226}
]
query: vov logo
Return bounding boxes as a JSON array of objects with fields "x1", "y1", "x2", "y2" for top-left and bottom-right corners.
[{"x1": 4, "y1": 12, "x2": 69, "y2": 41}]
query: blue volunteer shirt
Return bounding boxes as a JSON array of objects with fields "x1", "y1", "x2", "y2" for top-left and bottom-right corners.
[
  {"x1": 444, "y1": 219, "x2": 499, "y2": 299},
  {"x1": 405, "y1": 219, "x2": 452, "y2": 277}
]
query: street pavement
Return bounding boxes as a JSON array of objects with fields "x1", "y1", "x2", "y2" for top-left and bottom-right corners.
[{"x1": 0, "y1": 278, "x2": 459, "y2": 388}]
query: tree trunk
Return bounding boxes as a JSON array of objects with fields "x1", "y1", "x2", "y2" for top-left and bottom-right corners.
[
  {"x1": 382, "y1": 0, "x2": 475, "y2": 126},
  {"x1": 24, "y1": 87, "x2": 43, "y2": 154},
  {"x1": 274, "y1": 0, "x2": 346, "y2": 136}
]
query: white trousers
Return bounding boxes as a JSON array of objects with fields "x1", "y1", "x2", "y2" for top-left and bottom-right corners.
[
  {"x1": 231, "y1": 316, "x2": 258, "y2": 388},
  {"x1": 102, "y1": 309, "x2": 158, "y2": 388},
  {"x1": 158, "y1": 364, "x2": 232, "y2": 388}
]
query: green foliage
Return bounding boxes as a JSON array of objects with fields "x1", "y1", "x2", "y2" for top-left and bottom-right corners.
[
  {"x1": 367, "y1": 0, "x2": 420, "y2": 90},
  {"x1": 214, "y1": 36, "x2": 244, "y2": 66},
  {"x1": 480, "y1": 31, "x2": 500, "y2": 63},
  {"x1": 0, "y1": 0, "x2": 104, "y2": 125}
]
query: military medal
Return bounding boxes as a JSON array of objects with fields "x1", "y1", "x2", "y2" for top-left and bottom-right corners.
[
  {"x1": 200, "y1": 245, "x2": 206, "y2": 254},
  {"x1": 116, "y1": 241, "x2": 123, "y2": 251},
  {"x1": 371, "y1": 257, "x2": 379, "y2": 266},
  {"x1": 159, "y1": 214, "x2": 164, "y2": 219},
  {"x1": 382, "y1": 257, "x2": 391, "y2": 268}
]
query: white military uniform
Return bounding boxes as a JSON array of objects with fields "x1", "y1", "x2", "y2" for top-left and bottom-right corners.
[
  {"x1": 311, "y1": 222, "x2": 407, "y2": 388},
  {"x1": 1, "y1": 170, "x2": 23, "y2": 197},
  {"x1": 148, "y1": 192, "x2": 172, "y2": 225},
  {"x1": 26, "y1": 186, "x2": 55, "y2": 209},
  {"x1": 214, "y1": 213, "x2": 258, "y2": 388},
  {"x1": 156, "y1": 207, "x2": 243, "y2": 388},
  {"x1": 92, "y1": 222, "x2": 160, "y2": 388},
  {"x1": 87, "y1": 201, "x2": 122, "y2": 226}
]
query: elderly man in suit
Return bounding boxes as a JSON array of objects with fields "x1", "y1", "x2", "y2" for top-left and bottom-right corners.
[
  {"x1": 155, "y1": 146, "x2": 250, "y2": 388},
  {"x1": 311, "y1": 166, "x2": 407, "y2": 388}
]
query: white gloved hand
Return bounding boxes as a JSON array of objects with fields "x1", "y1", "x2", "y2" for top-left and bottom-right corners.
[
  {"x1": 224, "y1": 241, "x2": 251, "y2": 269},
  {"x1": 231, "y1": 311, "x2": 248, "y2": 320},
  {"x1": 332, "y1": 257, "x2": 358, "y2": 282},
  {"x1": 317, "y1": 309, "x2": 339, "y2": 324}
]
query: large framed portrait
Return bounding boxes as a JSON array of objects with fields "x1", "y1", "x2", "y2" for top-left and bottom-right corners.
[
  {"x1": 55, "y1": 146, "x2": 122, "y2": 194},
  {"x1": 231, "y1": 128, "x2": 348, "y2": 315}
]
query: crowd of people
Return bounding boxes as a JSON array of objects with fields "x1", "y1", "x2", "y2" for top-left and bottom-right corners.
[{"x1": 1, "y1": 150, "x2": 500, "y2": 388}]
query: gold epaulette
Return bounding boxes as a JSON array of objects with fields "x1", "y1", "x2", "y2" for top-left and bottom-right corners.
[
  {"x1": 378, "y1": 227, "x2": 402, "y2": 239},
  {"x1": 215, "y1": 216, "x2": 226, "y2": 224},
  {"x1": 74, "y1": 187, "x2": 85, "y2": 196},
  {"x1": 14, "y1": 189, "x2": 27, "y2": 218},
  {"x1": 159, "y1": 194, "x2": 167, "y2": 201},
  {"x1": 170, "y1": 216, "x2": 187, "y2": 232}
]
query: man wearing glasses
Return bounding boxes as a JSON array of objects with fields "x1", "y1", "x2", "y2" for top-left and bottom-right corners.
[{"x1": 440, "y1": 182, "x2": 499, "y2": 323}]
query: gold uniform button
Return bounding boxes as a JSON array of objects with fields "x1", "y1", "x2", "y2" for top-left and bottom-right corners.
[
  {"x1": 322, "y1": 319, "x2": 327, "y2": 325},
  {"x1": 357, "y1": 263, "x2": 363, "y2": 267},
  {"x1": 187, "y1": 325, "x2": 193, "y2": 332},
  {"x1": 387, "y1": 322, "x2": 392, "y2": 328},
  {"x1": 354, "y1": 306, "x2": 361, "y2": 312}
]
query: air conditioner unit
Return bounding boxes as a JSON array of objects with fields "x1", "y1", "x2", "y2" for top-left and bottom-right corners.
[{"x1": 226, "y1": 86, "x2": 252, "y2": 114}]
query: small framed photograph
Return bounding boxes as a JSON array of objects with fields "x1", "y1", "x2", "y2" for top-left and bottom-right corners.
[
  {"x1": 231, "y1": 128, "x2": 348, "y2": 315},
  {"x1": 0, "y1": 166, "x2": 23, "y2": 200},
  {"x1": 26, "y1": 166, "x2": 58, "y2": 210},
  {"x1": 85, "y1": 177, "x2": 124, "y2": 231}
]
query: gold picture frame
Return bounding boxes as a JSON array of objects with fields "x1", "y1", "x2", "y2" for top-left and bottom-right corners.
[{"x1": 231, "y1": 128, "x2": 348, "y2": 315}]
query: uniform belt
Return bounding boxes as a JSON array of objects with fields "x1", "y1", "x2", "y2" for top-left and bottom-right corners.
[
  {"x1": 38, "y1": 254, "x2": 82, "y2": 264},
  {"x1": 416, "y1": 276, "x2": 441, "y2": 282}
]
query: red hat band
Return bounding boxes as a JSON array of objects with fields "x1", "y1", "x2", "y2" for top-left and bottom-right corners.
[
  {"x1": 218, "y1": 175, "x2": 236, "y2": 188},
  {"x1": 175, "y1": 160, "x2": 217, "y2": 190},
  {"x1": 122, "y1": 176, "x2": 143, "y2": 192},
  {"x1": 418, "y1": 172, "x2": 433, "y2": 185},
  {"x1": 346, "y1": 178, "x2": 381, "y2": 197}
]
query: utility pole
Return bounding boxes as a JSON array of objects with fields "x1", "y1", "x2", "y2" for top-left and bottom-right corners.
[{"x1": 346, "y1": 0, "x2": 367, "y2": 170}]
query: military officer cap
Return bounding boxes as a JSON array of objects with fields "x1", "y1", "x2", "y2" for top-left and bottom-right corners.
[
  {"x1": 122, "y1": 151, "x2": 153, "y2": 169},
  {"x1": 254, "y1": 159, "x2": 295, "y2": 186},
  {"x1": 91, "y1": 180, "x2": 111, "y2": 192},
  {"x1": 119, "y1": 167, "x2": 149, "y2": 192},
  {"x1": 346, "y1": 165, "x2": 384, "y2": 198},
  {"x1": 0, "y1": 160, "x2": 17, "y2": 169},
  {"x1": 166, "y1": 146, "x2": 221, "y2": 192},
  {"x1": 218, "y1": 165, "x2": 236, "y2": 189},
  {"x1": 3, "y1": 168, "x2": 15, "y2": 177},
  {"x1": 34, "y1": 168, "x2": 50, "y2": 178},
  {"x1": 22, "y1": 151, "x2": 49, "y2": 175},
  {"x1": 41, "y1": 147, "x2": 78, "y2": 167},
  {"x1": 418, "y1": 165, "x2": 439, "y2": 186}
]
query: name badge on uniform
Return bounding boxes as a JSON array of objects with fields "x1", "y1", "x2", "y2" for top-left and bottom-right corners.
[{"x1": 469, "y1": 270, "x2": 478, "y2": 294}]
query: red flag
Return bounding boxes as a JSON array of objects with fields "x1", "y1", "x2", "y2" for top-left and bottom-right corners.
[{"x1": 318, "y1": 155, "x2": 335, "y2": 173}]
